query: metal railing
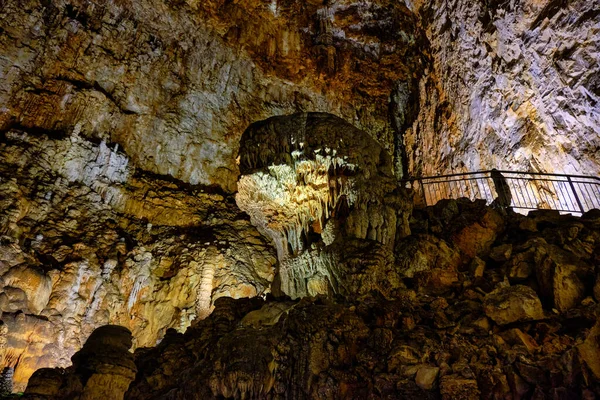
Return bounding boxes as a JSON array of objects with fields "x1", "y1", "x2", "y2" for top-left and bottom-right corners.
[{"x1": 403, "y1": 170, "x2": 600, "y2": 215}]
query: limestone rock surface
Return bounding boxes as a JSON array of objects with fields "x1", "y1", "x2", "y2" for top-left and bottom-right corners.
[
  {"x1": 405, "y1": 0, "x2": 600, "y2": 179},
  {"x1": 0, "y1": 0, "x2": 425, "y2": 192},
  {"x1": 0, "y1": 130, "x2": 277, "y2": 391}
]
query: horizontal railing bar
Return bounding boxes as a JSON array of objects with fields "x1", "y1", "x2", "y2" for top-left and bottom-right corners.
[
  {"x1": 402, "y1": 170, "x2": 600, "y2": 182},
  {"x1": 419, "y1": 177, "x2": 600, "y2": 186},
  {"x1": 421, "y1": 177, "x2": 573, "y2": 184},
  {"x1": 421, "y1": 177, "x2": 494, "y2": 184},
  {"x1": 570, "y1": 180, "x2": 600, "y2": 185},
  {"x1": 510, "y1": 205, "x2": 578, "y2": 211}
]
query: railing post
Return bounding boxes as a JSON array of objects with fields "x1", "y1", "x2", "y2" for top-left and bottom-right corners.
[{"x1": 567, "y1": 176, "x2": 585, "y2": 214}]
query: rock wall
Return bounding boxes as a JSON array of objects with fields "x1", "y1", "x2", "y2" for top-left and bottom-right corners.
[
  {"x1": 0, "y1": 0, "x2": 425, "y2": 192},
  {"x1": 405, "y1": 0, "x2": 600, "y2": 177},
  {"x1": 0, "y1": 130, "x2": 276, "y2": 391},
  {"x1": 2, "y1": 0, "x2": 600, "y2": 395}
]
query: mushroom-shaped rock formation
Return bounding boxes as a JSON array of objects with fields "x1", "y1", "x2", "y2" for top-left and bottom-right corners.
[{"x1": 236, "y1": 113, "x2": 411, "y2": 298}]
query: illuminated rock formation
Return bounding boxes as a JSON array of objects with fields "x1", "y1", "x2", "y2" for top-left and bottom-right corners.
[
  {"x1": 0, "y1": 0, "x2": 425, "y2": 192},
  {"x1": 236, "y1": 113, "x2": 411, "y2": 298},
  {"x1": 0, "y1": 130, "x2": 276, "y2": 391},
  {"x1": 1, "y1": 0, "x2": 599, "y2": 396}
]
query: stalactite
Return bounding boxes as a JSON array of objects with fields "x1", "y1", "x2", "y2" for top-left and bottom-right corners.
[
  {"x1": 236, "y1": 147, "x2": 358, "y2": 298},
  {"x1": 127, "y1": 276, "x2": 147, "y2": 312},
  {"x1": 196, "y1": 251, "x2": 221, "y2": 320}
]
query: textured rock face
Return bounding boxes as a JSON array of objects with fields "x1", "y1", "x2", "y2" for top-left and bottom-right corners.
[
  {"x1": 0, "y1": 130, "x2": 276, "y2": 391},
  {"x1": 0, "y1": 0, "x2": 424, "y2": 192},
  {"x1": 483, "y1": 284, "x2": 545, "y2": 325},
  {"x1": 405, "y1": 0, "x2": 600, "y2": 178},
  {"x1": 2, "y1": 0, "x2": 600, "y2": 396}
]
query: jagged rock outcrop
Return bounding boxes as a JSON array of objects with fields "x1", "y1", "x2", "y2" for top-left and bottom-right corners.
[{"x1": 405, "y1": 0, "x2": 600, "y2": 178}]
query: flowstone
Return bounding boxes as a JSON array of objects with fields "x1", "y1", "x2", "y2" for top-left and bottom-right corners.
[{"x1": 236, "y1": 113, "x2": 411, "y2": 298}]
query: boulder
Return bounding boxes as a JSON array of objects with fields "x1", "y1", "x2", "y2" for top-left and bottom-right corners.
[
  {"x1": 489, "y1": 244, "x2": 513, "y2": 262},
  {"x1": 415, "y1": 365, "x2": 439, "y2": 390},
  {"x1": 483, "y1": 285, "x2": 544, "y2": 325},
  {"x1": 451, "y1": 209, "x2": 504, "y2": 259},
  {"x1": 534, "y1": 242, "x2": 591, "y2": 312},
  {"x1": 396, "y1": 234, "x2": 461, "y2": 294}
]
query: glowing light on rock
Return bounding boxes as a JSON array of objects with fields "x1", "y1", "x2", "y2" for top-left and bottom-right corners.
[
  {"x1": 269, "y1": 0, "x2": 278, "y2": 16},
  {"x1": 237, "y1": 150, "x2": 356, "y2": 262},
  {"x1": 236, "y1": 113, "x2": 406, "y2": 299}
]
